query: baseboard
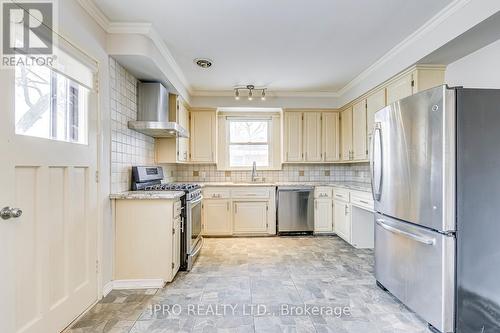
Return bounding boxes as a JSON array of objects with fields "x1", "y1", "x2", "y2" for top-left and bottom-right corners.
[
  {"x1": 102, "y1": 281, "x2": 114, "y2": 297},
  {"x1": 111, "y1": 279, "x2": 166, "y2": 290}
]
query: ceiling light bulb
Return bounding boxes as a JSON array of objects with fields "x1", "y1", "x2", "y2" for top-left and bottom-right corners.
[
  {"x1": 235, "y1": 89, "x2": 240, "y2": 100},
  {"x1": 261, "y1": 90, "x2": 266, "y2": 101},
  {"x1": 248, "y1": 90, "x2": 253, "y2": 101}
]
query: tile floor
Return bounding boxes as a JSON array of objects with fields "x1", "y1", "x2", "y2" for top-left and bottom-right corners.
[{"x1": 66, "y1": 236, "x2": 430, "y2": 333}]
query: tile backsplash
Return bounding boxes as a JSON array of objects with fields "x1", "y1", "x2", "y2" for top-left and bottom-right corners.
[
  {"x1": 109, "y1": 58, "x2": 174, "y2": 193},
  {"x1": 172, "y1": 163, "x2": 371, "y2": 184}
]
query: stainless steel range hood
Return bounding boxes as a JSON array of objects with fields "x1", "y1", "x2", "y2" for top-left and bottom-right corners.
[{"x1": 128, "y1": 82, "x2": 189, "y2": 138}]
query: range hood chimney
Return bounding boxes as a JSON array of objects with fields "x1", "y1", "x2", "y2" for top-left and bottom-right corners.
[{"x1": 128, "y1": 82, "x2": 189, "y2": 138}]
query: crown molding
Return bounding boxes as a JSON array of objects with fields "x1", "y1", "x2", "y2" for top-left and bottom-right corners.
[
  {"x1": 77, "y1": 0, "x2": 111, "y2": 31},
  {"x1": 78, "y1": 0, "x2": 191, "y2": 94},
  {"x1": 337, "y1": 0, "x2": 471, "y2": 97},
  {"x1": 78, "y1": 0, "x2": 477, "y2": 102}
]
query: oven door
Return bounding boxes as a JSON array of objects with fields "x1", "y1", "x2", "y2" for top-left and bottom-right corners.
[{"x1": 187, "y1": 196, "x2": 202, "y2": 254}]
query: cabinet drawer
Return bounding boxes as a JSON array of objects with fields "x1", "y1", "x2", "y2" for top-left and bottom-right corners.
[
  {"x1": 203, "y1": 188, "x2": 231, "y2": 199},
  {"x1": 351, "y1": 192, "x2": 374, "y2": 211},
  {"x1": 174, "y1": 200, "x2": 182, "y2": 217},
  {"x1": 231, "y1": 187, "x2": 270, "y2": 199},
  {"x1": 315, "y1": 186, "x2": 333, "y2": 198},
  {"x1": 333, "y1": 188, "x2": 350, "y2": 202}
]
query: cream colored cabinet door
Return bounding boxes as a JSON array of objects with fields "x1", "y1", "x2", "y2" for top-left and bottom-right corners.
[
  {"x1": 177, "y1": 99, "x2": 189, "y2": 162},
  {"x1": 233, "y1": 201, "x2": 268, "y2": 234},
  {"x1": 172, "y1": 216, "x2": 181, "y2": 278},
  {"x1": 386, "y1": 72, "x2": 414, "y2": 105},
  {"x1": 322, "y1": 112, "x2": 340, "y2": 162},
  {"x1": 334, "y1": 199, "x2": 351, "y2": 243},
  {"x1": 341, "y1": 107, "x2": 353, "y2": 161},
  {"x1": 366, "y1": 89, "x2": 386, "y2": 137},
  {"x1": 203, "y1": 199, "x2": 232, "y2": 235},
  {"x1": 352, "y1": 100, "x2": 367, "y2": 160},
  {"x1": 190, "y1": 110, "x2": 216, "y2": 163},
  {"x1": 303, "y1": 112, "x2": 322, "y2": 162},
  {"x1": 314, "y1": 199, "x2": 333, "y2": 233},
  {"x1": 284, "y1": 112, "x2": 303, "y2": 162}
]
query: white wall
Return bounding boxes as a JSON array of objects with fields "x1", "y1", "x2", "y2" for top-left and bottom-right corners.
[{"x1": 445, "y1": 39, "x2": 500, "y2": 88}]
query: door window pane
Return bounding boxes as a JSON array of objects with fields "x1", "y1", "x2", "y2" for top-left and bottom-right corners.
[{"x1": 15, "y1": 64, "x2": 89, "y2": 144}]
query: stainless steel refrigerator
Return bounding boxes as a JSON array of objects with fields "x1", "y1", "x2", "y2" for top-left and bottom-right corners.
[{"x1": 371, "y1": 85, "x2": 500, "y2": 333}]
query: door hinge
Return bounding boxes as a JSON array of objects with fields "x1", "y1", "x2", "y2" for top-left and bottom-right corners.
[
  {"x1": 171, "y1": 262, "x2": 174, "y2": 269},
  {"x1": 95, "y1": 260, "x2": 99, "y2": 274},
  {"x1": 172, "y1": 228, "x2": 175, "y2": 235},
  {"x1": 266, "y1": 205, "x2": 269, "y2": 211},
  {"x1": 95, "y1": 170, "x2": 99, "y2": 183},
  {"x1": 411, "y1": 79, "x2": 415, "y2": 87}
]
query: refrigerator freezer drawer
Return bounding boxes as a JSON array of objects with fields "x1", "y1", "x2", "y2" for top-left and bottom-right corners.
[{"x1": 375, "y1": 214, "x2": 455, "y2": 333}]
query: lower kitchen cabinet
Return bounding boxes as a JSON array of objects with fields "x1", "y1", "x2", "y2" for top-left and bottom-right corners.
[
  {"x1": 202, "y1": 199, "x2": 232, "y2": 235},
  {"x1": 334, "y1": 198, "x2": 351, "y2": 243},
  {"x1": 233, "y1": 201, "x2": 268, "y2": 234},
  {"x1": 201, "y1": 186, "x2": 276, "y2": 236},
  {"x1": 314, "y1": 198, "x2": 333, "y2": 233},
  {"x1": 113, "y1": 197, "x2": 182, "y2": 285}
]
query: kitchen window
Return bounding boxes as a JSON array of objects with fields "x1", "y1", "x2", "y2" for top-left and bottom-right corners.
[{"x1": 228, "y1": 119, "x2": 271, "y2": 168}]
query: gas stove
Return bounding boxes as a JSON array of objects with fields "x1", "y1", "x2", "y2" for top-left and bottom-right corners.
[
  {"x1": 144, "y1": 183, "x2": 202, "y2": 201},
  {"x1": 131, "y1": 166, "x2": 202, "y2": 201}
]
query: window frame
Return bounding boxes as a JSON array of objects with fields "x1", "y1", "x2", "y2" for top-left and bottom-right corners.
[{"x1": 226, "y1": 117, "x2": 273, "y2": 170}]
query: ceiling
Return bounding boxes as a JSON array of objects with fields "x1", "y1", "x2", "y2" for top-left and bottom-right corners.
[{"x1": 94, "y1": 0, "x2": 454, "y2": 94}]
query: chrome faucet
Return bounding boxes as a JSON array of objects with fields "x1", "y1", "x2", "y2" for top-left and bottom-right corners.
[{"x1": 251, "y1": 161, "x2": 257, "y2": 182}]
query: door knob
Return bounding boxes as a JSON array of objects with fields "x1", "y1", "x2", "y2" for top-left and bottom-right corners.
[{"x1": 1, "y1": 207, "x2": 23, "y2": 220}]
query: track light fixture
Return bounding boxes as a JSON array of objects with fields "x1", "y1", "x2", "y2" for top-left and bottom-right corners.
[{"x1": 234, "y1": 85, "x2": 267, "y2": 101}]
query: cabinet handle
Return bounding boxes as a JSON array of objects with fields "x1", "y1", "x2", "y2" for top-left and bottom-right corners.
[{"x1": 359, "y1": 200, "x2": 369, "y2": 204}]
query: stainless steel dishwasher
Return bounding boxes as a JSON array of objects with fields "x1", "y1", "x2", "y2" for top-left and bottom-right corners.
[{"x1": 277, "y1": 186, "x2": 314, "y2": 234}]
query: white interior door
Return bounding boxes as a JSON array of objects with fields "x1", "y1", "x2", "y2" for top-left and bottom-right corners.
[{"x1": 0, "y1": 63, "x2": 98, "y2": 333}]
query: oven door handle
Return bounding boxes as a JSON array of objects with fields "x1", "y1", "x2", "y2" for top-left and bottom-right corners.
[
  {"x1": 188, "y1": 196, "x2": 203, "y2": 207},
  {"x1": 191, "y1": 237, "x2": 204, "y2": 257}
]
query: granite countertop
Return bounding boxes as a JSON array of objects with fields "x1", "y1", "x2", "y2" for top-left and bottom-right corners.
[
  {"x1": 194, "y1": 181, "x2": 371, "y2": 193},
  {"x1": 109, "y1": 191, "x2": 185, "y2": 200}
]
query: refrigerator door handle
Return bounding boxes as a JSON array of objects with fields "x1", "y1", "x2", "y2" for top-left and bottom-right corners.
[
  {"x1": 371, "y1": 123, "x2": 383, "y2": 200},
  {"x1": 376, "y1": 219, "x2": 436, "y2": 245}
]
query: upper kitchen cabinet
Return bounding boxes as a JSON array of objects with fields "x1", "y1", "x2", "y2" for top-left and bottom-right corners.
[
  {"x1": 366, "y1": 89, "x2": 386, "y2": 138},
  {"x1": 283, "y1": 111, "x2": 303, "y2": 162},
  {"x1": 303, "y1": 112, "x2": 322, "y2": 162},
  {"x1": 386, "y1": 65, "x2": 445, "y2": 105},
  {"x1": 283, "y1": 110, "x2": 339, "y2": 163},
  {"x1": 340, "y1": 107, "x2": 353, "y2": 161},
  {"x1": 190, "y1": 108, "x2": 217, "y2": 163},
  {"x1": 322, "y1": 112, "x2": 340, "y2": 162},
  {"x1": 352, "y1": 100, "x2": 367, "y2": 161},
  {"x1": 156, "y1": 94, "x2": 190, "y2": 163}
]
